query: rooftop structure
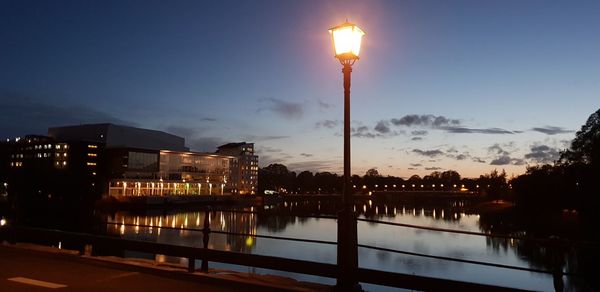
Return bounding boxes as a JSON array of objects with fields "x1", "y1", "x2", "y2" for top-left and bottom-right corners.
[{"x1": 48, "y1": 123, "x2": 188, "y2": 151}]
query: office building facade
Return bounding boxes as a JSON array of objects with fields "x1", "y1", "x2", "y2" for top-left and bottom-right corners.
[{"x1": 217, "y1": 142, "x2": 258, "y2": 195}]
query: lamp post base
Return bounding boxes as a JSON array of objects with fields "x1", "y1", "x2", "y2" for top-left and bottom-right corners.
[{"x1": 336, "y1": 208, "x2": 361, "y2": 291}]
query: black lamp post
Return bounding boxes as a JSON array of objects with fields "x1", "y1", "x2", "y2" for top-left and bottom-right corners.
[{"x1": 328, "y1": 20, "x2": 365, "y2": 290}]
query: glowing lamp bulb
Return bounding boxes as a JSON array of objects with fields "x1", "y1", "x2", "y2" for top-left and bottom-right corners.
[{"x1": 329, "y1": 21, "x2": 365, "y2": 62}]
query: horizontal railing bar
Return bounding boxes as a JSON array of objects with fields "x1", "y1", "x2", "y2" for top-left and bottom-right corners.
[
  {"x1": 3, "y1": 226, "x2": 339, "y2": 278},
  {"x1": 101, "y1": 221, "x2": 337, "y2": 246},
  {"x1": 356, "y1": 267, "x2": 532, "y2": 292},
  {"x1": 357, "y1": 217, "x2": 599, "y2": 247},
  {"x1": 358, "y1": 244, "x2": 574, "y2": 276}
]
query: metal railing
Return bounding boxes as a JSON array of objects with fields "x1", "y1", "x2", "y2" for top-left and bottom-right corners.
[{"x1": 3, "y1": 207, "x2": 596, "y2": 291}]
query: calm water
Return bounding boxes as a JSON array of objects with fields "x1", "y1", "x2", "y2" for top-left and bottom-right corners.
[
  {"x1": 2, "y1": 199, "x2": 595, "y2": 291},
  {"x1": 96, "y1": 200, "x2": 585, "y2": 292}
]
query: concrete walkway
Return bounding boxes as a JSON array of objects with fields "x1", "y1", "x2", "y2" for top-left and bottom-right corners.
[{"x1": 0, "y1": 244, "x2": 327, "y2": 291}]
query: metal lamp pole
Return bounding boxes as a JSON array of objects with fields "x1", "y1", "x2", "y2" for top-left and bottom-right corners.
[{"x1": 329, "y1": 21, "x2": 365, "y2": 291}]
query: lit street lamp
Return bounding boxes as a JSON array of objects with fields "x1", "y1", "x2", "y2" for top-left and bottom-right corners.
[{"x1": 329, "y1": 20, "x2": 365, "y2": 290}]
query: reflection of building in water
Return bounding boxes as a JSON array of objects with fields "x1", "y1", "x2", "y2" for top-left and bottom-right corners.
[{"x1": 105, "y1": 209, "x2": 257, "y2": 255}]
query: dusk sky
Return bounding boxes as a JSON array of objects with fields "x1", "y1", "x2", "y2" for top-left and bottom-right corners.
[{"x1": 1, "y1": 0, "x2": 599, "y2": 178}]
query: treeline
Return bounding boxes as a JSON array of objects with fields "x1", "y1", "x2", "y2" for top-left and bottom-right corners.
[
  {"x1": 511, "y1": 109, "x2": 600, "y2": 217},
  {"x1": 258, "y1": 164, "x2": 510, "y2": 199}
]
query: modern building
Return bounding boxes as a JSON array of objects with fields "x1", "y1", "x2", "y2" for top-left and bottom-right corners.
[
  {"x1": 1, "y1": 123, "x2": 256, "y2": 201},
  {"x1": 3, "y1": 135, "x2": 103, "y2": 202},
  {"x1": 105, "y1": 148, "x2": 233, "y2": 196},
  {"x1": 217, "y1": 142, "x2": 258, "y2": 195}
]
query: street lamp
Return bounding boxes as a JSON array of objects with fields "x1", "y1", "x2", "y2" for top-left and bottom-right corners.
[{"x1": 329, "y1": 20, "x2": 365, "y2": 290}]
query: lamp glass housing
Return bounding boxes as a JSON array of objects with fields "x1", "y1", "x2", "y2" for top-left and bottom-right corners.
[{"x1": 329, "y1": 21, "x2": 365, "y2": 61}]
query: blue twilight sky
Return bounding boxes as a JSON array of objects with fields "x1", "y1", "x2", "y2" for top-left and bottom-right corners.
[{"x1": 1, "y1": 0, "x2": 599, "y2": 178}]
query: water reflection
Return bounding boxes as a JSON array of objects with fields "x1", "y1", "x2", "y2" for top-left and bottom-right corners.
[{"x1": 106, "y1": 210, "x2": 257, "y2": 253}]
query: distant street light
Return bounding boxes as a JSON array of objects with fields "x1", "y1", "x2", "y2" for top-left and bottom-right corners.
[{"x1": 329, "y1": 20, "x2": 365, "y2": 290}]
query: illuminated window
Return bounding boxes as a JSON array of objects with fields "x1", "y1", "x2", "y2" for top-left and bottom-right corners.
[
  {"x1": 87, "y1": 153, "x2": 97, "y2": 157},
  {"x1": 87, "y1": 162, "x2": 96, "y2": 166},
  {"x1": 87, "y1": 145, "x2": 98, "y2": 149},
  {"x1": 62, "y1": 161, "x2": 67, "y2": 166}
]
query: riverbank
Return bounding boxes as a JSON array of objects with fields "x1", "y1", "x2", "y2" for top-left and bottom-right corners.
[{"x1": 95, "y1": 195, "x2": 262, "y2": 211}]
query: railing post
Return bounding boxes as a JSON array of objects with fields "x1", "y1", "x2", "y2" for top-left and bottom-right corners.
[
  {"x1": 201, "y1": 210, "x2": 211, "y2": 273},
  {"x1": 551, "y1": 237, "x2": 565, "y2": 292},
  {"x1": 188, "y1": 256, "x2": 196, "y2": 273}
]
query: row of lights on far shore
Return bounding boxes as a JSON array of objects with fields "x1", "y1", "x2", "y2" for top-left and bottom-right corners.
[{"x1": 352, "y1": 184, "x2": 496, "y2": 189}]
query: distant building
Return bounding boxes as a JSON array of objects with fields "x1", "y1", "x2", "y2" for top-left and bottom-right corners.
[
  {"x1": 217, "y1": 142, "x2": 258, "y2": 195},
  {"x1": 0, "y1": 124, "x2": 252, "y2": 201},
  {"x1": 2, "y1": 135, "x2": 103, "y2": 201}
]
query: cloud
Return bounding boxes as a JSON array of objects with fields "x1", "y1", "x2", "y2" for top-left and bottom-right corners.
[
  {"x1": 488, "y1": 144, "x2": 510, "y2": 155},
  {"x1": 0, "y1": 94, "x2": 133, "y2": 138},
  {"x1": 242, "y1": 135, "x2": 289, "y2": 141},
  {"x1": 490, "y1": 155, "x2": 525, "y2": 166},
  {"x1": 348, "y1": 122, "x2": 404, "y2": 138},
  {"x1": 412, "y1": 149, "x2": 445, "y2": 158},
  {"x1": 300, "y1": 153, "x2": 313, "y2": 157},
  {"x1": 391, "y1": 115, "x2": 460, "y2": 127},
  {"x1": 198, "y1": 117, "x2": 217, "y2": 122},
  {"x1": 317, "y1": 99, "x2": 334, "y2": 110},
  {"x1": 316, "y1": 120, "x2": 340, "y2": 129},
  {"x1": 531, "y1": 126, "x2": 573, "y2": 135},
  {"x1": 286, "y1": 160, "x2": 341, "y2": 173},
  {"x1": 524, "y1": 144, "x2": 560, "y2": 164},
  {"x1": 256, "y1": 146, "x2": 282, "y2": 154},
  {"x1": 472, "y1": 157, "x2": 486, "y2": 163},
  {"x1": 188, "y1": 137, "x2": 226, "y2": 152},
  {"x1": 411, "y1": 137, "x2": 423, "y2": 141},
  {"x1": 257, "y1": 98, "x2": 304, "y2": 119},
  {"x1": 425, "y1": 167, "x2": 443, "y2": 171},
  {"x1": 410, "y1": 163, "x2": 422, "y2": 167},
  {"x1": 165, "y1": 126, "x2": 196, "y2": 138},
  {"x1": 411, "y1": 130, "x2": 428, "y2": 136},
  {"x1": 374, "y1": 120, "x2": 391, "y2": 134},
  {"x1": 352, "y1": 126, "x2": 379, "y2": 138},
  {"x1": 442, "y1": 127, "x2": 515, "y2": 134},
  {"x1": 455, "y1": 154, "x2": 467, "y2": 160}
]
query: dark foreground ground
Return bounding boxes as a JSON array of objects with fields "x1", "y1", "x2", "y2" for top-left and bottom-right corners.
[{"x1": 0, "y1": 244, "x2": 325, "y2": 292}]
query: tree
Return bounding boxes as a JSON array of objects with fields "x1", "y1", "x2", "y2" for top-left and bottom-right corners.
[
  {"x1": 365, "y1": 168, "x2": 380, "y2": 177},
  {"x1": 560, "y1": 108, "x2": 600, "y2": 167},
  {"x1": 296, "y1": 171, "x2": 314, "y2": 193}
]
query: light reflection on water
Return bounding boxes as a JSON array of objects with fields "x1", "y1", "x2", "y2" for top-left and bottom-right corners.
[{"x1": 104, "y1": 202, "x2": 556, "y2": 291}]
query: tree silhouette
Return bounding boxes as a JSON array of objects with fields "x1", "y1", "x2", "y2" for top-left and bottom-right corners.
[
  {"x1": 560, "y1": 108, "x2": 600, "y2": 167},
  {"x1": 365, "y1": 168, "x2": 380, "y2": 177}
]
